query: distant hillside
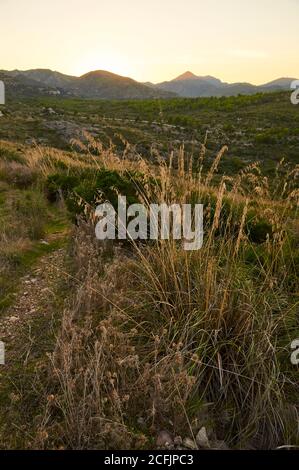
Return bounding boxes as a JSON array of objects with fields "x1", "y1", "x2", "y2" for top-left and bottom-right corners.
[
  {"x1": 0, "y1": 68, "x2": 297, "y2": 100},
  {"x1": 173, "y1": 71, "x2": 223, "y2": 87},
  {"x1": 261, "y1": 77, "x2": 298, "y2": 89},
  {"x1": 0, "y1": 69, "x2": 175, "y2": 100},
  {"x1": 154, "y1": 72, "x2": 297, "y2": 97},
  {"x1": 7, "y1": 69, "x2": 76, "y2": 90},
  {"x1": 156, "y1": 74, "x2": 225, "y2": 97},
  {"x1": 73, "y1": 70, "x2": 174, "y2": 99},
  {"x1": 0, "y1": 71, "x2": 57, "y2": 98}
]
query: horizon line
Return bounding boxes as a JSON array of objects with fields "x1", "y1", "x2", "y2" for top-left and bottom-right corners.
[{"x1": 2, "y1": 67, "x2": 298, "y2": 87}]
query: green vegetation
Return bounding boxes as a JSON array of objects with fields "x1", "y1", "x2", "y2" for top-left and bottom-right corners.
[
  {"x1": 45, "y1": 168, "x2": 142, "y2": 216},
  {"x1": 0, "y1": 158, "x2": 69, "y2": 314},
  {"x1": 0, "y1": 90, "x2": 298, "y2": 450},
  {"x1": 1, "y1": 91, "x2": 299, "y2": 176}
]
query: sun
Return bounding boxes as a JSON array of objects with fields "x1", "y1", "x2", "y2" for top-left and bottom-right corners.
[{"x1": 74, "y1": 51, "x2": 132, "y2": 78}]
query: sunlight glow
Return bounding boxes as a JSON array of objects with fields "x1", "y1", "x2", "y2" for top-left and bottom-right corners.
[{"x1": 0, "y1": 0, "x2": 298, "y2": 83}]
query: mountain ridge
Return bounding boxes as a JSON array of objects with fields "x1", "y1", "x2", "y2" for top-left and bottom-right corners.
[
  {"x1": 0, "y1": 69, "x2": 175, "y2": 100},
  {"x1": 0, "y1": 68, "x2": 297, "y2": 100},
  {"x1": 154, "y1": 72, "x2": 297, "y2": 97}
]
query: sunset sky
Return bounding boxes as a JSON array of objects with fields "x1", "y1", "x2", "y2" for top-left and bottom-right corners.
[{"x1": 1, "y1": 0, "x2": 298, "y2": 83}]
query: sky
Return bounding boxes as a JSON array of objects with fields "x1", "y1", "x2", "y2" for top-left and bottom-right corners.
[{"x1": 0, "y1": 0, "x2": 298, "y2": 84}]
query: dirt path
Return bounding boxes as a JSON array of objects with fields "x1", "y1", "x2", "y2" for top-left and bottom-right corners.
[
  {"x1": 0, "y1": 239, "x2": 70, "y2": 448},
  {"x1": 0, "y1": 246, "x2": 66, "y2": 348}
]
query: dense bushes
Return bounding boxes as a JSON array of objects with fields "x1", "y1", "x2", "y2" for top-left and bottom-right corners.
[
  {"x1": 46, "y1": 166, "x2": 277, "y2": 245},
  {"x1": 45, "y1": 169, "x2": 142, "y2": 216}
]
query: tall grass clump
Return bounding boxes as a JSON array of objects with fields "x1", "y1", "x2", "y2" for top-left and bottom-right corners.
[{"x1": 31, "y1": 137, "x2": 299, "y2": 449}]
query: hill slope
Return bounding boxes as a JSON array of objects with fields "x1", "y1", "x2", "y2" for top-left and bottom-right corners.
[
  {"x1": 0, "y1": 71, "x2": 57, "y2": 98},
  {"x1": 1, "y1": 68, "x2": 297, "y2": 100},
  {"x1": 0, "y1": 69, "x2": 175, "y2": 100},
  {"x1": 155, "y1": 72, "x2": 297, "y2": 97}
]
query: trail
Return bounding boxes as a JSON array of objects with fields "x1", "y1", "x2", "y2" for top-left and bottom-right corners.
[
  {"x1": 0, "y1": 237, "x2": 69, "y2": 448},
  {"x1": 0, "y1": 247, "x2": 65, "y2": 341}
]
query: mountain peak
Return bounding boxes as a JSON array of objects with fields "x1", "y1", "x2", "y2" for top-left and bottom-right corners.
[
  {"x1": 262, "y1": 77, "x2": 298, "y2": 88},
  {"x1": 80, "y1": 70, "x2": 121, "y2": 79},
  {"x1": 174, "y1": 71, "x2": 198, "y2": 81}
]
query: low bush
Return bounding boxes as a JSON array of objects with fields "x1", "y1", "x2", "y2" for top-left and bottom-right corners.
[
  {"x1": 0, "y1": 161, "x2": 37, "y2": 189},
  {"x1": 45, "y1": 169, "x2": 142, "y2": 216}
]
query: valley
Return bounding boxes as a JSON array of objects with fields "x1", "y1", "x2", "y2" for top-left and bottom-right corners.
[
  {"x1": 1, "y1": 91, "x2": 298, "y2": 176},
  {"x1": 0, "y1": 86, "x2": 298, "y2": 451}
]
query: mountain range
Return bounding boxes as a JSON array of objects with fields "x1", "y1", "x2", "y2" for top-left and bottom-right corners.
[
  {"x1": 0, "y1": 68, "x2": 297, "y2": 100},
  {"x1": 151, "y1": 71, "x2": 297, "y2": 98}
]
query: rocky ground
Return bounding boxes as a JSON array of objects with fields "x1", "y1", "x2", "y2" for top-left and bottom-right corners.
[
  {"x1": 0, "y1": 235, "x2": 69, "y2": 448},
  {"x1": 0, "y1": 246, "x2": 66, "y2": 345}
]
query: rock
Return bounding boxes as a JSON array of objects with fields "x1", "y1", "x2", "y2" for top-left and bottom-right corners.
[
  {"x1": 183, "y1": 437, "x2": 198, "y2": 450},
  {"x1": 196, "y1": 426, "x2": 210, "y2": 449},
  {"x1": 9, "y1": 316, "x2": 19, "y2": 323},
  {"x1": 156, "y1": 431, "x2": 173, "y2": 448},
  {"x1": 174, "y1": 436, "x2": 183, "y2": 446}
]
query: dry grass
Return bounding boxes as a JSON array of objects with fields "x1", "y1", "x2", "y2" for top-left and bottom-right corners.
[
  {"x1": 1, "y1": 138, "x2": 298, "y2": 449},
  {"x1": 26, "y1": 136, "x2": 298, "y2": 450}
]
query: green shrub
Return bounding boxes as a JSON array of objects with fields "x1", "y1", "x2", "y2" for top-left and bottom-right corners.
[
  {"x1": 190, "y1": 191, "x2": 274, "y2": 244},
  {"x1": 45, "y1": 169, "x2": 141, "y2": 216},
  {"x1": 0, "y1": 145, "x2": 26, "y2": 164},
  {"x1": 13, "y1": 190, "x2": 48, "y2": 240},
  {"x1": 45, "y1": 174, "x2": 80, "y2": 202},
  {"x1": 245, "y1": 214, "x2": 273, "y2": 243}
]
